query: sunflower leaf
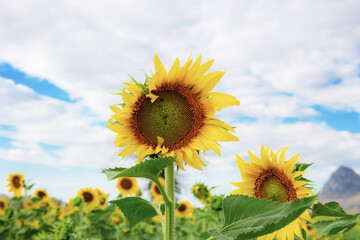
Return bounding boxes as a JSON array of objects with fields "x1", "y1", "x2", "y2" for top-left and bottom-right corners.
[
  {"x1": 110, "y1": 197, "x2": 157, "y2": 228},
  {"x1": 209, "y1": 194, "x2": 318, "y2": 240},
  {"x1": 310, "y1": 201, "x2": 360, "y2": 239},
  {"x1": 101, "y1": 156, "x2": 175, "y2": 181}
]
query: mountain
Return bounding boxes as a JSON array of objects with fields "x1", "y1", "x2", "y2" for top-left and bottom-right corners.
[
  {"x1": 320, "y1": 166, "x2": 360, "y2": 212},
  {"x1": 321, "y1": 166, "x2": 360, "y2": 199}
]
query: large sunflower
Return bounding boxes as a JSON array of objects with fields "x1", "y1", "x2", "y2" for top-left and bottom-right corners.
[
  {"x1": 116, "y1": 177, "x2": 140, "y2": 196},
  {"x1": 6, "y1": 173, "x2": 24, "y2": 198},
  {"x1": 150, "y1": 177, "x2": 165, "y2": 204},
  {"x1": 107, "y1": 54, "x2": 240, "y2": 170},
  {"x1": 229, "y1": 145, "x2": 315, "y2": 240}
]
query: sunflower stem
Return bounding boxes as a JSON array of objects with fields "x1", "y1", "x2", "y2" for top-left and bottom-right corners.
[{"x1": 164, "y1": 161, "x2": 175, "y2": 240}]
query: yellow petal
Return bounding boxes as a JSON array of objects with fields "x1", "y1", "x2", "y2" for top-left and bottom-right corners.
[
  {"x1": 118, "y1": 145, "x2": 137, "y2": 157},
  {"x1": 194, "y1": 71, "x2": 225, "y2": 94},
  {"x1": 146, "y1": 93, "x2": 159, "y2": 103},
  {"x1": 121, "y1": 87, "x2": 136, "y2": 107},
  {"x1": 175, "y1": 150, "x2": 185, "y2": 170},
  {"x1": 123, "y1": 82, "x2": 142, "y2": 99},
  {"x1": 201, "y1": 125, "x2": 239, "y2": 142},
  {"x1": 109, "y1": 105, "x2": 122, "y2": 114},
  {"x1": 203, "y1": 92, "x2": 240, "y2": 115},
  {"x1": 107, "y1": 124, "x2": 123, "y2": 133},
  {"x1": 200, "y1": 139, "x2": 221, "y2": 156},
  {"x1": 285, "y1": 153, "x2": 300, "y2": 175},
  {"x1": 205, "y1": 118, "x2": 235, "y2": 132},
  {"x1": 154, "y1": 53, "x2": 167, "y2": 75},
  {"x1": 168, "y1": 57, "x2": 180, "y2": 80}
]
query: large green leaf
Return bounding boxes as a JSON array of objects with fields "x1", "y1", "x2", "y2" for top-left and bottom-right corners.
[
  {"x1": 110, "y1": 197, "x2": 157, "y2": 228},
  {"x1": 101, "y1": 156, "x2": 175, "y2": 181},
  {"x1": 209, "y1": 194, "x2": 318, "y2": 240},
  {"x1": 310, "y1": 201, "x2": 360, "y2": 239}
]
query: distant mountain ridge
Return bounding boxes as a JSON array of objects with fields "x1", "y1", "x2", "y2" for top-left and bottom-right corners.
[
  {"x1": 320, "y1": 166, "x2": 360, "y2": 212},
  {"x1": 321, "y1": 166, "x2": 360, "y2": 199}
]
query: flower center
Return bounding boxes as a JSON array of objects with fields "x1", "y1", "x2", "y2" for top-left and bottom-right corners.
[
  {"x1": 255, "y1": 168, "x2": 297, "y2": 203},
  {"x1": 13, "y1": 176, "x2": 21, "y2": 188},
  {"x1": 37, "y1": 191, "x2": 46, "y2": 199},
  {"x1": 83, "y1": 192, "x2": 94, "y2": 203},
  {"x1": 154, "y1": 185, "x2": 161, "y2": 195},
  {"x1": 132, "y1": 84, "x2": 204, "y2": 151},
  {"x1": 178, "y1": 203, "x2": 187, "y2": 212},
  {"x1": 0, "y1": 201, "x2": 4, "y2": 209},
  {"x1": 120, "y1": 178, "x2": 133, "y2": 190}
]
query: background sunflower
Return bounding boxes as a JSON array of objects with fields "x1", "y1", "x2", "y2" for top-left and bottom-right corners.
[
  {"x1": 6, "y1": 173, "x2": 24, "y2": 198},
  {"x1": 116, "y1": 177, "x2": 140, "y2": 197},
  {"x1": 229, "y1": 145, "x2": 315, "y2": 240}
]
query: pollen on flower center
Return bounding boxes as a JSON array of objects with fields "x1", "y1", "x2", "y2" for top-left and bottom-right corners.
[
  {"x1": 255, "y1": 168, "x2": 297, "y2": 203},
  {"x1": 120, "y1": 178, "x2": 133, "y2": 190},
  {"x1": 132, "y1": 84, "x2": 204, "y2": 151}
]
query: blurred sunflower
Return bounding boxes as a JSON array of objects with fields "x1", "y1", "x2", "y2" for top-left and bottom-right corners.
[
  {"x1": 77, "y1": 188, "x2": 99, "y2": 212},
  {"x1": 0, "y1": 198, "x2": 7, "y2": 215},
  {"x1": 150, "y1": 177, "x2": 165, "y2": 204},
  {"x1": 6, "y1": 173, "x2": 24, "y2": 198},
  {"x1": 229, "y1": 145, "x2": 315, "y2": 240},
  {"x1": 94, "y1": 187, "x2": 108, "y2": 210},
  {"x1": 175, "y1": 200, "x2": 194, "y2": 218},
  {"x1": 192, "y1": 182, "x2": 211, "y2": 205},
  {"x1": 111, "y1": 208, "x2": 126, "y2": 225},
  {"x1": 34, "y1": 189, "x2": 50, "y2": 200},
  {"x1": 65, "y1": 198, "x2": 79, "y2": 215},
  {"x1": 107, "y1": 54, "x2": 240, "y2": 170},
  {"x1": 116, "y1": 177, "x2": 140, "y2": 197}
]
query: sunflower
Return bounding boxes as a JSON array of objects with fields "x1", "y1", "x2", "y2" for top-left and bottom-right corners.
[
  {"x1": 116, "y1": 177, "x2": 140, "y2": 197},
  {"x1": 77, "y1": 188, "x2": 99, "y2": 212},
  {"x1": 0, "y1": 198, "x2": 7, "y2": 215},
  {"x1": 65, "y1": 198, "x2": 79, "y2": 215},
  {"x1": 175, "y1": 200, "x2": 194, "y2": 218},
  {"x1": 111, "y1": 208, "x2": 126, "y2": 225},
  {"x1": 150, "y1": 177, "x2": 165, "y2": 204},
  {"x1": 33, "y1": 198, "x2": 54, "y2": 209},
  {"x1": 6, "y1": 173, "x2": 24, "y2": 198},
  {"x1": 107, "y1": 54, "x2": 240, "y2": 170},
  {"x1": 34, "y1": 189, "x2": 50, "y2": 199},
  {"x1": 94, "y1": 187, "x2": 108, "y2": 210},
  {"x1": 192, "y1": 182, "x2": 211, "y2": 205},
  {"x1": 229, "y1": 145, "x2": 315, "y2": 240}
]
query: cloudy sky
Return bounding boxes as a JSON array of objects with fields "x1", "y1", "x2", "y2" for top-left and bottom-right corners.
[{"x1": 1, "y1": 0, "x2": 360, "y2": 205}]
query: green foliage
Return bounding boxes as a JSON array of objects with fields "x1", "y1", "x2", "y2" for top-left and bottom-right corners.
[
  {"x1": 102, "y1": 156, "x2": 175, "y2": 182},
  {"x1": 310, "y1": 201, "x2": 360, "y2": 239},
  {"x1": 209, "y1": 194, "x2": 318, "y2": 240},
  {"x1": 110, "y1": 197, "x2": 157, "y2": 229}
]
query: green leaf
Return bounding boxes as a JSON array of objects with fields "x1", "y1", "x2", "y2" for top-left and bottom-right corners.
[
  {"x1": 110, "y1": 197, "x2": 157, "y2": 228},
  {"x1": 310, "y1": 201, "x2": 360, "y2": 239},
  {"x1": 294, "y1": 162, "x2": 313, "y2": 172},
  {"x1": 209, "y1": 194, "x2": 318, "y2": 240},
  {"x1": 311, "y1": 201, "x2": 348, "y2": 218},
  {"x1": 101, "y1": 156, "x2": 175, "y2": 181}
]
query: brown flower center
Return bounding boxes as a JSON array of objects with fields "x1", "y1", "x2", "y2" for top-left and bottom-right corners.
[
  {"x1": 154, "y1": 185, "x2": 161, "y2": 195},
  {"x1": 12, "y1": 176, "x2": 21, "y2": 188},
  {"x1": 37, "y1": 191, "x2": 46, "y2": 199},
  {"x1": 178, "y1": 203, "x2": 187, "y2": 212},
  {"x1": 83, "y1": 192, "x2": 94, "y2": 203},
  {"x1": 120, "y1": 178, "x2": 133, "y2": 190},
  {"x1": 255, "y1": 168, "x2": 297, "y2": 203},
  {"x1": 132, "y1": 84, "x2": 204, "y2": 151},
  {"x1": 0, "y1": 201, "x2": 5, "y2": 209}
]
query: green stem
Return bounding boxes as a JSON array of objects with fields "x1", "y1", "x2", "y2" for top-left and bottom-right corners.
[{"x1": 164, "y1": 161, "x2": 175, "y2": 240}]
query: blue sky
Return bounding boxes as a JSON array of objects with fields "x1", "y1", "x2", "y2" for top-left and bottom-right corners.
[{"x1": 1, "y1": 0, "x2": 360, "y2": 204}]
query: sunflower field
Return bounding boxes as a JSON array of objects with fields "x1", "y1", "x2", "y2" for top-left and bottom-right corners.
[{"x1": 1, "y1": 55, "x2": 360, "y2": 240}]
